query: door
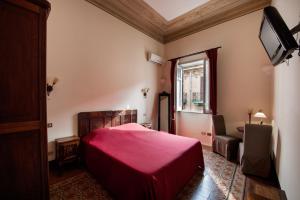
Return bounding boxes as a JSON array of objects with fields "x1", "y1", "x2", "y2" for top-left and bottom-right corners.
[{"x1": 0, "y1": 0, "x2": 50, "y2": 199}]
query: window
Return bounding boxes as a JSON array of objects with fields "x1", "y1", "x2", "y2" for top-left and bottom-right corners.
[{"x1": 176, "y1": 59, "x2": 210, "y2": 113}]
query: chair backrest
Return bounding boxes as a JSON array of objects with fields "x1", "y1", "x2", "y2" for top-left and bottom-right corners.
[
  {"x1": 243, "y1": 124, "x2": 272, "y2": 157},
  {"x1": 212, "y1": 115, "x2": 226, "y2": 136}
]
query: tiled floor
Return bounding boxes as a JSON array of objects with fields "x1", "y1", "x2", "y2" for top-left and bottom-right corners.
[{"x1": 49, "y1": 147, "x2": 286, "y2": 200}]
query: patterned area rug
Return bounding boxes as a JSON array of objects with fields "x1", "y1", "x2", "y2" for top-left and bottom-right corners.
[{"x1": 50, "y1": 150, "x2": 245, "y2": 200}]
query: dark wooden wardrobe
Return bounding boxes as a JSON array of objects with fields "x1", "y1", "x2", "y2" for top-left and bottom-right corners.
[{"x1": 0, "y1": 0, "x2": 50, "y2": 199}]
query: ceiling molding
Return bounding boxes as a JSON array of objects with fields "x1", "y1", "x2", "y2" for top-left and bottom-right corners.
[
  {"x1": 86, "y1": 0, "x2": 167, "y2": 43},
  {"x1": 164, "y1": 0, "x2": 271, "y2": 43},
  {"x1": 86, "y1": 0, "x2": 271, "y2": 44}
]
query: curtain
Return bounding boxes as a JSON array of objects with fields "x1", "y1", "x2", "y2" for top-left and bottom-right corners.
[
  {"x1": 206, "y1": 48, "x2": 218, "y2": 115},
  {"x1": 170, "y1": 59, "x2": 178, "y2": 134}
]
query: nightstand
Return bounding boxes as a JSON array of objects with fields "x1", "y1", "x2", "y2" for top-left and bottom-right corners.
[
  {"x1": 55, "y1": 136, "x2": 80, "y2": 171},
  {"x1": 140, "y1": 122, "x2": 152, "y2": 129}
]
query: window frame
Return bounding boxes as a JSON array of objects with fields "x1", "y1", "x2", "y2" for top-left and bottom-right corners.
[{"x1": 176, "y1": 58, "x2": 210, "y2": 114}]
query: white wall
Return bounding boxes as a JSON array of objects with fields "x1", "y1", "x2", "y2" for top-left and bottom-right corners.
[
  {"x1": 271, "y1": 0, "x2": 300, "y2": 199},
  {"x1": 164, "y1": 10, "x2": 273, "y2": 145},
  {"x1": 47, "y1": 0, "x2": 164, "y2": 160}
]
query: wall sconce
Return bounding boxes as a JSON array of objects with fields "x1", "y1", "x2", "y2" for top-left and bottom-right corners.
[
  {"x1": 141, "y1": 88, "x2": 150, "y2": 98},
  {"x1": 47, "y1": 77, "x2": 58, "y2": 96}
]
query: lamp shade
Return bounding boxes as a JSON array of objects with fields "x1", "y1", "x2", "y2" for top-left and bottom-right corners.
[{"x1": 254, "y1": 111, "x2": 267, "y2": 118}]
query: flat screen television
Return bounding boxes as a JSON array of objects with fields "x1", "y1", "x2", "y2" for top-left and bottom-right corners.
[{"x1": 259, "y1": 6, "x2": 298, "y2": 66}]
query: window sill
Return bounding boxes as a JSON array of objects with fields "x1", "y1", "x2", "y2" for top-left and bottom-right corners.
[{"x1": 177, "y1": 110, "x2": 212, "y2": 115}]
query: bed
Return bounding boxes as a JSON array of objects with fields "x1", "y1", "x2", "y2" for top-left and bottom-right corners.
[{"x1": 78, "y1": 110, "x2": 204, "y2": 200}]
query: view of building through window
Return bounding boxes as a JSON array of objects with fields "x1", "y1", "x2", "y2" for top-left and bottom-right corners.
[
  {"x1": 183, "y1": 66, "x2": 204, "y2": 112},
  {"x1": 176, "y1": 59, "x2": 209, "y2": 113}
]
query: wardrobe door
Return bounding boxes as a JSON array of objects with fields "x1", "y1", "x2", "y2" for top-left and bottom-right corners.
[{"x1": 0, "y1": 0, "x2": 50, "y2": 199}]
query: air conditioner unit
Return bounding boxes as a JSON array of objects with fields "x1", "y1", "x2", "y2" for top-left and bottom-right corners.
[{"x1": 148, "y1": 52, "x2": 164, "y2": 65}]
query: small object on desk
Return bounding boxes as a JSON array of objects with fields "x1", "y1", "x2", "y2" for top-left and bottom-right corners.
[
  {"x1": 140, "y1": 122, "x2": 152, "y2": 129},
  {"x1": 247, "y1": 108, "x2": 253, "y2": 124},
  {"x1": 55, "y1": 136, "x2": 80, "y2": 172}
]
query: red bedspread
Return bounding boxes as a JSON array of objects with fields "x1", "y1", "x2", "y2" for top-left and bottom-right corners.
[{"x1": 82, "y1": 123, "x2": 204, "y2": 200}]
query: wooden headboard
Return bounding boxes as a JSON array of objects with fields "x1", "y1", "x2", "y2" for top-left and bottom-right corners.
[{"x1": 78, "y1": 110, "x2": 137, "y2": 137}]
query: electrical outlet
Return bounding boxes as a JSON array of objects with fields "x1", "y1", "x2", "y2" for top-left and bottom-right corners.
[{"x1": 47, "y1": 123, "x2": 53, "y2": 128}]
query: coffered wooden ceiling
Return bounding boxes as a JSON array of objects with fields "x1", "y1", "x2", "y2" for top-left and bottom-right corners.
[{"x1": 86, "y1": 0, "x2": 271, "y2": 44}]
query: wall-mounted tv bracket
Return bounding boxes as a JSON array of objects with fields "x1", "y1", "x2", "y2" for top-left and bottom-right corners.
[{"x1": 291, "y1": 22, "x2": 300, "y2": 56}]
